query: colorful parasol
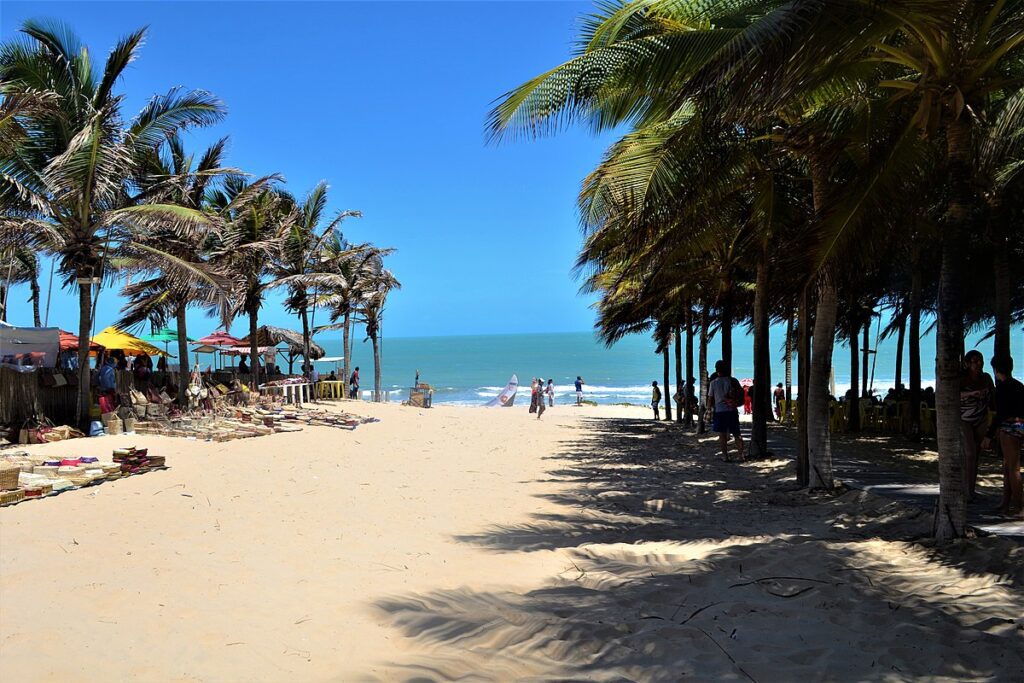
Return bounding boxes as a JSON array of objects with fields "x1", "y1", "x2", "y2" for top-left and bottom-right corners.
[
  {"x1": 91, "y1": 327, "x2": 171, "y2": 357},
  {"x1": 58, "y1": 330, "x2": 102, "y2": 352}
]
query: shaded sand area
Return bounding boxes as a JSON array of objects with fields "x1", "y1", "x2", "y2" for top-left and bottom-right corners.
[{"x1": 2, "y1": 403, "x2": 1022, "y2": 681}]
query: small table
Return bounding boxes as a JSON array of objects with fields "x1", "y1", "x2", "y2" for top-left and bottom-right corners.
[
  {"x1": 318, "y1": 380, "x2": 346, "y2": 399},
  {"x1": 260, "y1": 382, "x2": 311, "y2": 405}
]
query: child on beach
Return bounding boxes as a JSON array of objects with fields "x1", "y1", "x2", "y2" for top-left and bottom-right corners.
[
  {"x1": 575, "y1": 376, "x2": 585, "y2": 405},
  {"x1": 546, "y1": 379, "x2": 554, "y2": 407}
]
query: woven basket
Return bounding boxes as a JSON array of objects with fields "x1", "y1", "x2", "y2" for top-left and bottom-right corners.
[
  {"x1": 0, "y1": 489, "x2": 25, "y2": 505},
  {"x1": 33, "y1": 465, "x2": 59, "y2": 479},
  {"x1": 146, "y1": 404, "x2": 168, "y2": 418},
  {"x1": 0, "y1": 464, "x2": 20, "y2": 491},
  {"x1": 23, "y1": 485, "x2": 45, "y2": 498}
]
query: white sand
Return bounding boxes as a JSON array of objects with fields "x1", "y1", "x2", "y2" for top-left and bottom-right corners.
[{"x1": 1, "y1": 402, "x2": 1022, "y2": 681}]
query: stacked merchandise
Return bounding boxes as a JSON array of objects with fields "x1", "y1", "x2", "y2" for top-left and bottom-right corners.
[
  {"x1": 111, "y1": 447, "x2": 167, "y2": 473},
  {"x1": 0, "y1": 447, "x2": 167, "y2": 507},
  {"x1": 1, "y1": 461, "x2": 23, "y2": 506}
]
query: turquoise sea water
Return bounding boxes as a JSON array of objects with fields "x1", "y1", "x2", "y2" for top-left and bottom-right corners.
[{"x1": 312, "y1": 327, "x2": 1022, "y2": 406}]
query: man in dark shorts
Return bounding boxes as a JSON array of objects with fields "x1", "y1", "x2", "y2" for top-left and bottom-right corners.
[{"x1": 707, "y1": 360, "x2": 745, "y2": 461}]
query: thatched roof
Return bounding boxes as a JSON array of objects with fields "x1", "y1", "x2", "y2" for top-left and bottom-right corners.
[{"x1": 241, "y1": 325, "x2": 325, "y2": 360}]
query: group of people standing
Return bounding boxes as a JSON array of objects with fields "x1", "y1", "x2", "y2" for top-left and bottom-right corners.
[
  {"x1": 960, "y1": 351, "x2": 1023, "y2": 516},
  {"x1": 529, "y1": 378, "x2": 554, "y2": 418}
]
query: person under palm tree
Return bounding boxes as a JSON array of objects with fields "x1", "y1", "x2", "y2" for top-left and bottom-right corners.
[{"x1": 708, "y1": 360, "x2": 745, "y2": 462}]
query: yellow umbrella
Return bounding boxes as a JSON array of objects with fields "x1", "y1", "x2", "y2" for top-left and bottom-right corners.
[{"x1": 92, "y1": 327, "x2": 172, "y2": 357}]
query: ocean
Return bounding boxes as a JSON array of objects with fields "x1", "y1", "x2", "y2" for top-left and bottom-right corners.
[{"x1": 312, "y1": 328, "x2": 1022, "y2": 406}]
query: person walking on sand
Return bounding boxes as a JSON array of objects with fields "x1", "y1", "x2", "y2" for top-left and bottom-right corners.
[
  {"x1": 708, "y1": 360, "x2": 745, "y2": 461},
  {"x1": 349, "y1": 366, "x2": 360, "y2": 399},
  {"x1": 651, "y1": 381, "x2": 662, "y2": 420},
  {"x1": 982, "y1": 355, "x2": 1024, "y2": 516},
  {"x1": 774, "y1": 383, "x2": 785, "y2": 419},
  {"x1": 529, "y1": 378, "x2": 539, "y2": 414},
  {"x1": 536, "y1": 378, "x2": 547, "y2": 419},
  {"x1": 546, "y1": 379, "x2": 555, "y2": 407},
  {"x1": 575, "y1": 376, "x2": 585, "y2": 406}
]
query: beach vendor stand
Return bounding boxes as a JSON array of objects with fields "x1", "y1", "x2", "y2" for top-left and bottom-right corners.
[
  {"x1": 316, "y1": 356, "x2": 346, "y2": 398},
  {"x1": 241, "y1": 325, "x2": 325, "y2": 375},
  {"x1": 259, "y1": 378, "x2": 312, "y2": 405},
  {"x1": 0, "y1": 325, "x2": 60, "y2": 430},
  {"x1": 408, "y1": 382, "x2": 433, "y2": 408}
]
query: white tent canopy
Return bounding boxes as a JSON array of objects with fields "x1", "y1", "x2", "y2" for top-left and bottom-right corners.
[{"x1": 0, "y1": 325, "x2": 60, "y2": 372}]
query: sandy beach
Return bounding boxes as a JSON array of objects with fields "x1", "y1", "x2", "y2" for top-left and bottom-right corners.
[{"x1": 2, "y1": 402, "x2": 1022, "y2": 682}]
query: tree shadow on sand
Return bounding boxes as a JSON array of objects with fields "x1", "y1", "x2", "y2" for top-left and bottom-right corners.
[{"x1": 372, "y1": 417, "x2": 1024, "y2": 682}]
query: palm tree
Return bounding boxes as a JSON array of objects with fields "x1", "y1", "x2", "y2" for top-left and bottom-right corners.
[
  {"x1": 272, "y1": 182, "x2": 360, "y2": 381},
  {"x1": 0, "y1": 246, "x2": 40, "y2": 325},
  {"x1": 205, "y1": 176, "x2": 290, "y2": 389},
  {"x1": 316, "y1": 235, "x2": 393, "y2": 389},
  {"x1": 357, "y1": 263, "x2": 400, "y2": 402},
  {"x1": 1, "y1": 20, "x2": 224, "y2": 427},
  {"x1": 117, "y1": 134, "x2": 234, "y2": 402}
]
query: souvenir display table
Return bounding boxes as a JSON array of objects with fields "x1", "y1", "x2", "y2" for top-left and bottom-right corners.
[{"x1": 259, "y1": 380, "x2": 311, "y2": 405}]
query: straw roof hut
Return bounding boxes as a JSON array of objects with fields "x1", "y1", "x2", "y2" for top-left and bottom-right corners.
[{"x1": 241, "y1": 325, "x2": 324, "y2": 373}]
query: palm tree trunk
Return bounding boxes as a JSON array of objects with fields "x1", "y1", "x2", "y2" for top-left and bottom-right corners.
[
  {"x1": 894, "y1": 311, "x2": 906, "y2": 390},
  {"x1": 674, "y1": 324, "x2": 683, "y2": 422},
  {"x1": 797, "y1": 288, "x2": 811, "y2": 486},
  {"x1": 30, "y1": 274, "x2": 41, "y2": 327},
  {"x1": 720, "y1": 284, "x2": 733, "y2": 370},
  {"x1": 784, "y1": 313, "x2": 793, "y2": 423},
  {"x1": 698, "y1": 302, "x2": 709, "y2": 435},
  {"x1": 248, "y1": 306, "x2": 260, "y2": 391},
  {"x1": 993, "y1": 241, "x2": 1011, "y2": 361},
  {"x1": 908, "y1": 265, "x2": 922, "y2": 437},
  {"x1": 300, "y1": 303, "x2": 311, "y2": 378},
  {"x1": 662, "y1": 344, "x2": 671, "y2": 420},
  {"x1": 176, "y1": 303, "x2": 189, "y2": 405},
  {"x1": 861, "y1": 318, "x2": 870, "y2": 398},
  {"x1": 76, "y1": 281, "x2": 93, "y2": 430},
  {"x1": 372, "y1": 332, "x2": 381, "y2": 401},
  {"x1": 750, "y1": 251, "x2": 770, "y2": 458},
  {"x1": 806, "y1": 151, "x2": 837, "y2": 490},
  {"x1": 848, "y1": 321, "x2": 860, "y2": 432},
  {"x1": 685, "y1": 308, "x2": 695, "y2": 427},
  {"x1": 808, "y1": 276, "x2": 838, "y2": 490},
  {"x1": 343, "y1": 310, "x2": 352, "y2": 388},
  {"x1": 933, "y1": 119, "x2": 972, "y2": 541}
]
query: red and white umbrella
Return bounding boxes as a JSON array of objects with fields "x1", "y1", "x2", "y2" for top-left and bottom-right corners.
[{"x1": 193, "y1": 331, "x2": 242, "y2": 346}]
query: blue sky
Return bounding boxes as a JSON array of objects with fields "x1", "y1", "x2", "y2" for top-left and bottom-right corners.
[{"x1": 1, "y1": 1, "x2": 617, "y2": 339}]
